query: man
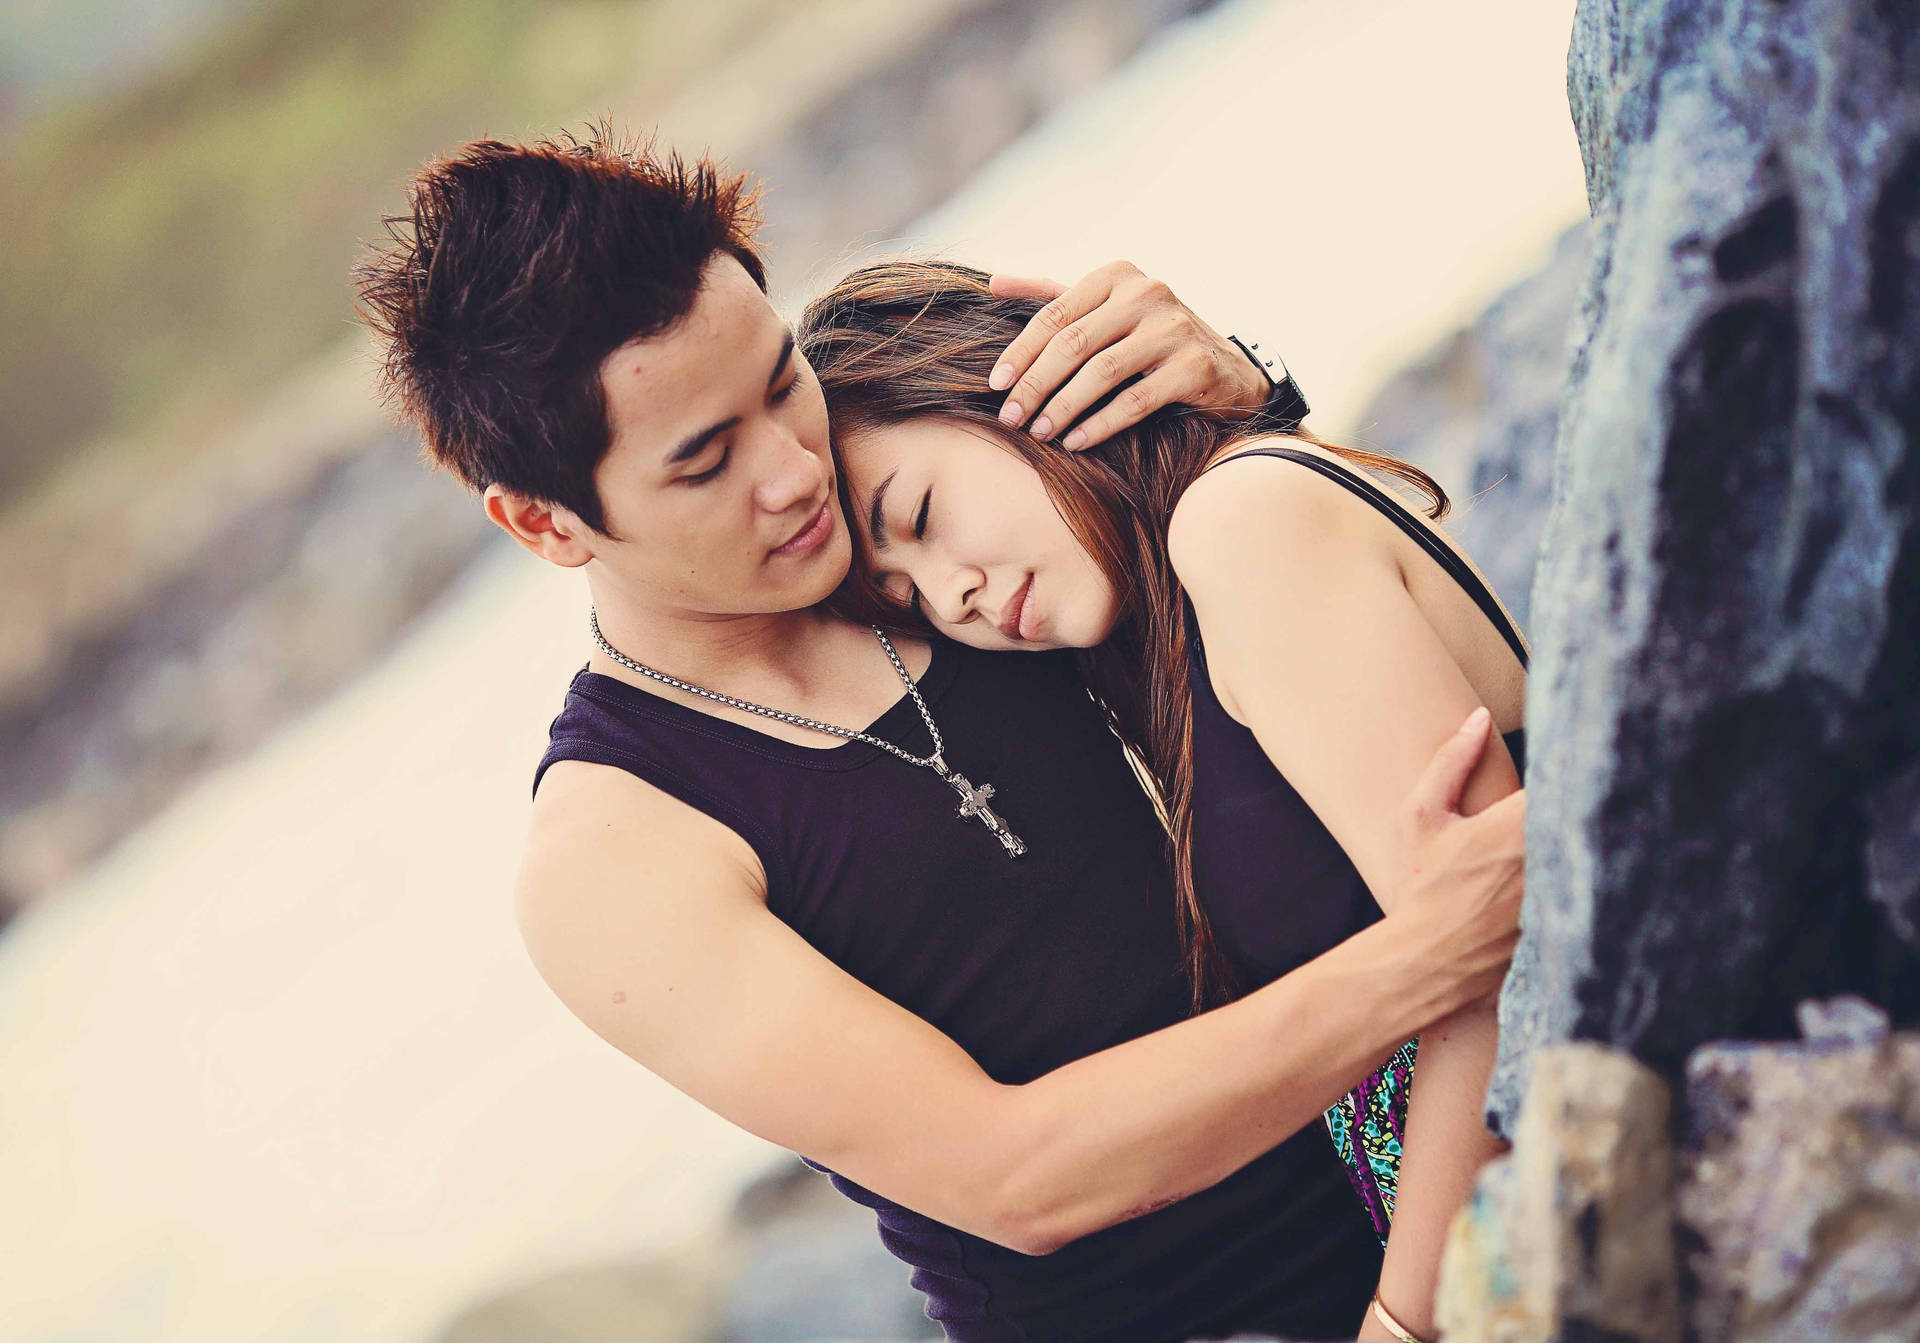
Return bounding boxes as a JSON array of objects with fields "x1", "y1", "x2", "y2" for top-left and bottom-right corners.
[{"x1": 355, "y1": 127, "x2": 1523, "y2": 1341}]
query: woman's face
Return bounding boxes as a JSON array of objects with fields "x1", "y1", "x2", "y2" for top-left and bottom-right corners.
[{"x1": 838, "y1": 418, "x2": 1121, "y2": 651}]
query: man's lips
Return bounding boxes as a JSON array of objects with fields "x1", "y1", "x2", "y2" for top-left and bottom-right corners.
[
  {"x1": 772, "y1": 500, "x2": 834, "y2": 556},
  {"x1": 997, "y1": 573, "x2": 1034, "y2": 640}
]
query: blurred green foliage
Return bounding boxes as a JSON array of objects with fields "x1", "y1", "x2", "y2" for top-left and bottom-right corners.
[{"x1": 0, "y1": 0, "x2": 756, "y2": 502}]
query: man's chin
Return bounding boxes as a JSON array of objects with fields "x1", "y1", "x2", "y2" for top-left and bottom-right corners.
[
  {"x1": 816, "y1": 529, "x2": 856, "y2": 593},
  {"x1": 772, "y1": 530, "x2": 854, "y2": 613}
]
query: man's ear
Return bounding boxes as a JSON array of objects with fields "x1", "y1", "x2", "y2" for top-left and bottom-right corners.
[{"x1": 484, "y1": 484, "x2": 595, "y2": 568}]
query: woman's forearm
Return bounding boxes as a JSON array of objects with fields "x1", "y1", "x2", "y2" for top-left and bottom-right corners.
[
  {"x1": 1372, "y1": 992, "x2": 1505, "y2": 1336},
  {"x1": 988, "y1": 907, "x2": 1493, "y2": 1254}
]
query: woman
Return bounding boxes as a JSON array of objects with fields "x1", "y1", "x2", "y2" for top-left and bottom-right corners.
[{"x1": 801, "y1": 259, "x2": 1530, "y2": 1343}]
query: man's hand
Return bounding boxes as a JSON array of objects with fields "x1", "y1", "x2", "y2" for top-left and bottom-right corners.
[
  {"x1": 987, "y1": 261, "x2": 1271, "y2": 452},
  {"x1": 1387, "y1": 707, "x2": 1526, "y2": 995}
]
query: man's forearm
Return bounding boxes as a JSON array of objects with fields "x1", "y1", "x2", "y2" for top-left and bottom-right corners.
[{"x1": 988, "y1": 910, "x2": 1486, "y2": 1254}]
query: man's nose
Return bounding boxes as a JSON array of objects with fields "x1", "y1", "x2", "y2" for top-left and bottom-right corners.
[{"x1": 754, "y1": 429, "x2": 827, "y2": 514}]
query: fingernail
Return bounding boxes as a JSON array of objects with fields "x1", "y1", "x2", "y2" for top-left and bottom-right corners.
[
  {"x1": 989, "y1": 363, "x2": 1015, "y2": 391},
  {"x1": 1032, "y1": 416, "x2": 1053, "y2": 439},
  {"x1": 1062, "y1": 429, "x2": 1087, "y2": 451},
  {"x1": 1462, "y1": 706, "x2": 1490, "y2": 732},
  {"x1": 999, "y1": 400, "x2": 1023, "y2": 425}
]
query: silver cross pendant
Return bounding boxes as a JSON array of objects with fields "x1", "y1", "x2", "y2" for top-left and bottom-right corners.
[{"x1": 933, "y1": 759, "x2": 1026, "y2": 858}]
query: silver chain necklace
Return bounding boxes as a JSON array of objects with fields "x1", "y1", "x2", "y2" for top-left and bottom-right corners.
[{"x1": 588, "y1": 608, "x2": 1026, "y2": 858}]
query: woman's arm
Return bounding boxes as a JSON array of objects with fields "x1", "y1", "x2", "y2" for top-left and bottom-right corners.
[
  {"x1": 519, "y1": 733, "x2": 1520, "y2": 1256},
  {"x1": 1171, "y1": 449, "x2": 1521, "y2": 1338}
]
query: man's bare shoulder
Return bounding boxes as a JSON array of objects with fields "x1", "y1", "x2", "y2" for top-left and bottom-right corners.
[
  {"x1": 513, "y1": 759, "x2": 778, "y2": 1090},
  {"x1": 518, "y1": 759, "x2": 767, "y2": 928}
]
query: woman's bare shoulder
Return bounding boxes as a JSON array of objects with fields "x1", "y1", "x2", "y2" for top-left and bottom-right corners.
[{"x1": 1168, "y1": 434, "x2": 1391, "y2": 590}]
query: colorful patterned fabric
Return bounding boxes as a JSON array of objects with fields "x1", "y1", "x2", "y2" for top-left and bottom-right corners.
[{"x1": 1323, "y1": 1035, "x2": 1419, "y2": 1243}]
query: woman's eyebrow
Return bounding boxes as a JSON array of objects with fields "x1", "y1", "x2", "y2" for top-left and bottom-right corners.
[{"x1": 866, "y1": 469, "x2": 899, "y2": 549}]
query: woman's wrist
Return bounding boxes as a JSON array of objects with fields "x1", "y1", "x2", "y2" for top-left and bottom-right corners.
[{"x1": 1370, "y1": 1289, "x2": 1435, "y2": 1343}]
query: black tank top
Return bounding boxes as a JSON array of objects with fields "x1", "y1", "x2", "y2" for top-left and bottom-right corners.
[
  {"x1": 533, "y1": 640, "x2": 1381, "y2": 1342},
  {"x1": 1187, "y1": 445, "x2": 1529, "y2": 988}
]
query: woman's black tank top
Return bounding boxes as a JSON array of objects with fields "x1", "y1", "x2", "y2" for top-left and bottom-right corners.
[
  {"x1": 1187, "y1": 445, "x2": 1530, "y2": 988},
  {"x1": 533, "y1": 639, "x2": 1381, "y2": 1342}
]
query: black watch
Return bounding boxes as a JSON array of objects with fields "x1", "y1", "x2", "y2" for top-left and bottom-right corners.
[{"x1": 1227, "y1": 334, "x2": 1310, "y2": 431}]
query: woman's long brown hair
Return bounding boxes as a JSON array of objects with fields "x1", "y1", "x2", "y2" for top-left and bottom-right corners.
[{"x1": 800, "y1": 260, "x2": 1448, "y2": 1010}]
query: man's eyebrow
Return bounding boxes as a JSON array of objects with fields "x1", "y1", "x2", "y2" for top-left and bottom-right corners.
[
  {"x1": 866, "y1": 469, "x2": 898, "y2": 550},
  {"x1": 768, "y1": 329, "x2": 795, "y2": 391}
]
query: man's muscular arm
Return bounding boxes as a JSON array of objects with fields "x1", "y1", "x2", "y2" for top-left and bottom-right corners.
[{"x1": 517, "y1": 713, "x2": 1520, "y2": 1257}]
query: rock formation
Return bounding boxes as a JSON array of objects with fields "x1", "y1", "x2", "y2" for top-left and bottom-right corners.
[
  {"x1": 1489, "y1": 0, "x2": 1920, "y2": 1131},
  {"x1": 1442, "y1": 1011, "x2": 1920, "y2": 1343},
  {"x1": 1438, "y1": 1044, "x2": 1681, "y2": 1343},
  {"x1": 1680, "y1": 1004, "x2": 1920, "y2": 1342},
  {"x1": 1435, "y1": 1, "x2": 1920, "y2": 1338}
]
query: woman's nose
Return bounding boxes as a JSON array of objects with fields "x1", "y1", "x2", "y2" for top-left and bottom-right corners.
[
  {"x1": 754, "y1": 430, "x2": 827, "y2": 514},
  {"x1": 923, "y1": 566, "x2": 984, "y2": 627}
]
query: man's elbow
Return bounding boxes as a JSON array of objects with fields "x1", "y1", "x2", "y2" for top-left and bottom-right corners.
[
  {"x1": 976, "y1": 1204, "x2": 1074, "y2": 1257},
  {"x1": 972, "y1": 1140, "x2": 1094, "y2": 1256},
  {"x1": 981, "y1": 1147, "x2": 1200, "y2": 1255},
  {"x1": 879, "y1": 1089, "x2": 1092, "y2": 1255},
  {"x1": 931, "y1": 1130, "x2": 1080, "y2": 1255}
]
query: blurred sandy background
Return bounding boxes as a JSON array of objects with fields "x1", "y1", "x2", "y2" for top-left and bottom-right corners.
[{"x1": 0, "y1": 2, "x2": 1584, "y2": 1338}]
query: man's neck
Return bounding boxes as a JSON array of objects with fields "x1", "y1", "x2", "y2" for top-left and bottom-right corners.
[
  {"x1": 578, "y1": 570, "x2": 925, "y2": 741},
  {"x1": 586, "y1": 581, "x2": 838, "y2": 685}
]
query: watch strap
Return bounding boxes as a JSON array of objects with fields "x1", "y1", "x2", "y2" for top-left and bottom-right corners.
[{"x1": 1227, "y1": 333, "x2": 1310, "y2": 430}]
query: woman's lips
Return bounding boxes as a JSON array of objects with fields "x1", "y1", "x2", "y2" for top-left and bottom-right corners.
[
  {"x1": 998, "y1": 573, "x2": 1034, "y2": 641},
  {"x1": 772, "y1": 500, "x2": 834, "y2": 557}
]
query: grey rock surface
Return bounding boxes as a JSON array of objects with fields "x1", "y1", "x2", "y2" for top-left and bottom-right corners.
[
  {"x1": 1794, "y1": 993, "x2": 1891, "y2": 1048},
  {"x1": 1680, "y1": 1022, "x2": 1920, "y2": 1342},
  {"x1": 1436, "y1": 1042, "x2": 1680, "y2": 1343},
  {"x1": 1488, "y1": 0, "x2": 1920, "y2": 1133}
]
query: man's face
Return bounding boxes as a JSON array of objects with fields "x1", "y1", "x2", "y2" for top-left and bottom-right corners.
[{"x1": 585, "y1": 253, "x2": 847, "y2": 617}]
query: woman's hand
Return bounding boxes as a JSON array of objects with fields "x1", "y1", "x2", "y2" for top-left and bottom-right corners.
[{"x1": 986, "y1": 261, "x2": 1270, "y2": 451}]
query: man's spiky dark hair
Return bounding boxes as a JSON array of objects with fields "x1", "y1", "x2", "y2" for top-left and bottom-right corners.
[{"x1": 353, "y1": 122, "x2": 764, "y2": 532}]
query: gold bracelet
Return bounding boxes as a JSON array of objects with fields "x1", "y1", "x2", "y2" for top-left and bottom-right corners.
[{"x1": 1370, "y1": 1292, "x2": 1433, "y2": 1343}]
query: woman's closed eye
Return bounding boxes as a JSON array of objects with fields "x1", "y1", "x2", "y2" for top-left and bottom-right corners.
[{"x1": 903, "y1": 492, "x2": 935, "y2": 618}]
